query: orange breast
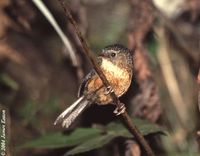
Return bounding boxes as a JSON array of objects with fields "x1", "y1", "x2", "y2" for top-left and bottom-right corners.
[{"x1": 85, "y1": 58, "x2": 132, "y2": 105}]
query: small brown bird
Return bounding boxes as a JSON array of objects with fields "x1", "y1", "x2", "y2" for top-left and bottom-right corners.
[{"x1": 54, "y1": 44, "x2": 133, "y2": 128}]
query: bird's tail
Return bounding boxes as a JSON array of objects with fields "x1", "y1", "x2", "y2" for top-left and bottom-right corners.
[{"x1": 54, "y1": 95, "x2": 91, "y2": 128}]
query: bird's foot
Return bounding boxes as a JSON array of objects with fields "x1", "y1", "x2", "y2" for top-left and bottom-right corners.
[
  {"x1": 113, "y1": 103, "x2": 126, "y2": 115},
  {"x1": 104, "y1": 86, "x2": 114, "y2": 95}
]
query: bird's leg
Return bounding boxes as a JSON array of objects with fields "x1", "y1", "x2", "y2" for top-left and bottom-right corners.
[
  {"x1": 113, "y1": 102, "x2": 126, "y2": 115},
  {"x1": 104, "y1": 86, "x2": 126, "y2": 115}
]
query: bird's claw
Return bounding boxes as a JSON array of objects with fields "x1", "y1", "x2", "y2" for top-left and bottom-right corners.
[
  {"x1": 105, "y1": 86, "x2": 114, "y2": 95},
  {"x1": 113, "y1": 103, "x2": 126, "y2": 115}
]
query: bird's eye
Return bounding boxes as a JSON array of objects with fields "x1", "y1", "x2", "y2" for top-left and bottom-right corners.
[{"x1": 111, "y1": 52, "x2": 116, "y2": 57}]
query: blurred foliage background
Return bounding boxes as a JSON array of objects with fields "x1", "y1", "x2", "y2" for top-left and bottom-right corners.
[{"x1": 0, "y1": 0, "x2": 199, "y2": 156}]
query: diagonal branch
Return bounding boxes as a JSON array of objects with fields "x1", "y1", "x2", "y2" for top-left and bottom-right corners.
[{"x1": 57, "y1": 0, "x2": 155, "y2": 156}]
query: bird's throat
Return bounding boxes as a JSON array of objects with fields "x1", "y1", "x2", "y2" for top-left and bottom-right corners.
[{"x1": 100, "y1": 58, "x2": 128, "y2": 79}]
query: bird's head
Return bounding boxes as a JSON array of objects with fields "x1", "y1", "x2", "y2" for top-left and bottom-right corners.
[{"x1": 99, "y1": 44, "x2": 133, "y2": 69}]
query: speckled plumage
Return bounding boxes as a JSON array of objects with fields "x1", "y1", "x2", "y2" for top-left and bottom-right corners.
[
  {"x1": 55, "y1": 44, "x2": 133, "y2": 128},
  {"x1": 78, "y1": 44, "x2": 133, "y2": 104}
]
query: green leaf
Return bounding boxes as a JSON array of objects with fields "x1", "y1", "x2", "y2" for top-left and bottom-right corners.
[
  {"x1": 147, "y1": 35, "x2": 158, "y2": 57},
  {"x1": 64, "y1": 118, "x2": 165, "y2": 155},
  {"x1": 64, "y1": 133, "x2": 115, "y2": 156},
  {"x1": 106, "y1": 118, "x2": 165, "y2": 138},
  {"x1": 19, "y1": 117, "x2": 165, "y2": 156},
  {"x1": 19, "y1": 128, "x2": 101, "y2": 149},
  {"x1": 0, "y1": 73, "x2": 18, "y2": 90}
]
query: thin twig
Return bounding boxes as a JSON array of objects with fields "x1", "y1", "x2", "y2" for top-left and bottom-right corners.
[
  {"x1": 57, "y1": 0, "x2": 119, "y2": 104},
  {"x1": 57, "y1": 1, "x2": 154, "y2": 156}
]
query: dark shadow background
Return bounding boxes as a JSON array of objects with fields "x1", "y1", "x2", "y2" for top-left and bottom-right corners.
[{"x1": 0, "y1": 0, "x2": 199, "y2": 155}]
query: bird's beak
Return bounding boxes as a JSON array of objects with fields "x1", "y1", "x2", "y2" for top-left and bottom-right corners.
[
  {"x1": 99, "y1": 53, "x2": 105, "y2": 57},
  {"x1": 99, "y1": 52, "x2": 107, "y2": 57}
]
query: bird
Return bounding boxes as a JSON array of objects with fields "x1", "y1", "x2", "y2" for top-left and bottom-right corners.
[{"x1": 54, "y1": 44, "x2": 134, "y2": 128}]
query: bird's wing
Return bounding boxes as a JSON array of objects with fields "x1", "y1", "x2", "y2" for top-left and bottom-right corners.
[
  {"x1": 77, "y1": 57, "x2": 103, "y2": 97},
  {"x1": 77, "y1": 69, "x2": 96, "y2": 98}
]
